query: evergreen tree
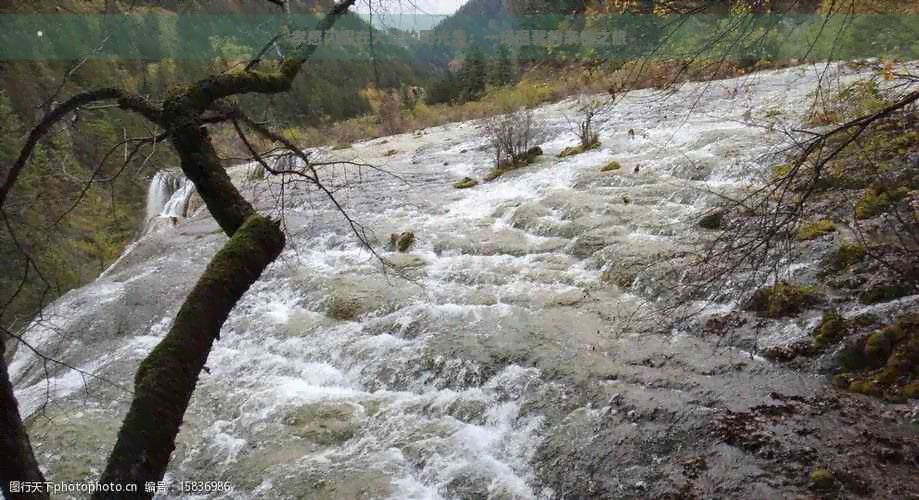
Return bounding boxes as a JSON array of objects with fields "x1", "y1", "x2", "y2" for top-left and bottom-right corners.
[
  {"x1": 460, "y1": 43, "x2": 488, "y2": 102},
  {"x1": 426, "y1": 70, "x2": 463, "y2": 105},
  {"x1": 491, "y1": 43, "x2": 517, "y2": 87}
]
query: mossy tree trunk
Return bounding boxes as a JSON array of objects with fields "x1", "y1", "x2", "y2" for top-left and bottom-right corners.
[
  {"x1": 168, "y1": 123, "x2": 257, "y2": 235},
  {"x1": 90, "y1": 1, "x2": 358, "y2": 496},
  {"x1": 93, "y1": 215, "x2": 284, "y2": 499},
  {"x1": 0, "y1": 1, "x2": 357, "y2": 496},
  {"x1": 0, "y1": 335, "x2": 49, "y2": 500}
]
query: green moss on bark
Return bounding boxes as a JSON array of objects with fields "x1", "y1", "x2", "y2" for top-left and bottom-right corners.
[
  {"x1": 167, "y1": 125, "x2": 256, "y2": 236},
  {"x1": 100, "y1": 215, "x2": 284, "y2": 497}
]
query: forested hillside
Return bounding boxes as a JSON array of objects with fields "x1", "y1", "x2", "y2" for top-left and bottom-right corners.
[
  {"x1": 418, "y1": 0, "x2": 919, "y2": 103},
  {"x1": 0, "y1": 0, "x2": 432, "y2": 337}
]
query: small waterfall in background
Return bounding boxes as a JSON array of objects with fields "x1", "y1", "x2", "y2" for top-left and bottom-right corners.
[
  {"x1": 21, "y1": 63, "x2": 919, "y2": 500},
  {"x1": 144, "y1": 170, "x2": 197, "y2": 233},
  {"x1": 144, "y1": 154, "x2": 299, "y2": 230},
  {"x1": 98, "y1": 170, "x2": 197, "y2": 279}
]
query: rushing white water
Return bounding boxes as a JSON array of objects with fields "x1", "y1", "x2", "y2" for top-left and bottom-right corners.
[
  {"x1": 11, "y1": 61, "x2": 919, "y2": 500},
  {"x1": 145, "y1": 170, "x2": 197, "y2": 223}
]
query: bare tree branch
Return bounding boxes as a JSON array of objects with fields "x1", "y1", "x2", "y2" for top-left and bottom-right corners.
[
  {"x1": 176, "y1": 0, "x2": 359, "y2": 117},
  {"x1": 1, "y1": 88, "x2": 162, "y2": 210}
]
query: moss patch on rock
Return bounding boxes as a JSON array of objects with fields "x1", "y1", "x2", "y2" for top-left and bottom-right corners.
[
  {"x1": 746, "y1": 281, "x2": 820, "y2": 318},
  {"x1": 820, "y1": 243, "x2": 866, "y2": 275},
  {"x1": 325, "y1": 274, "x2": 418, "y2": 321},
  {"x1": 858, "y1": 281, "x2": 913, "y2": 305},
  {"x1": 559, "y1": 139, "x2": 600, "y2": 158},
  {"x1": 855, "y1": 185, "x2": 909, "y2": 219},
  {"x1": 698, "y1": 211, "x2": 723, "y2": 230},
  {"x1": 797, "y1": 219, "x2": 836, "y2": 241},
  {"x1": 833, "y1": 313, "x2": 919, "y2": 401},
  {"x1": 809, "y1": 468, "x2": 835, "y2": 490},
  {"x1": 453, "y1": 177, "x2": 478, "y2": 189},
  {"x1": 813, "y1": 310, "x2": 849, "y2": 349},
  {"x1": 483, "y1": 146, "x2": 543, "y2": 181},
  {"x1": 283, "y1": 401, "x2": 362, "y2": 446},
  {"x1": 599, "y1": 160, "x2": 621, "y2": 172},
  {"x1": 771, "y1": 162, "x2": 793, "y2": 179}
]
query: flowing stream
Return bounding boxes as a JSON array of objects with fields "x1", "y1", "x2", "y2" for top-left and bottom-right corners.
[
  {"x1": 11, "y1": 62, "x2": 918, "y2": 500},
  {"x1": 146, "y1": 170, "x2": 198, "y2": 223}
]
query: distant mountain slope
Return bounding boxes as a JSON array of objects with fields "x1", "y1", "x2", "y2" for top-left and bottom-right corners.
[
  {"x1": 0, "y1": 0, "x2": 430, "y2": 337},
  {"x1": 412, "y1": 0, "x2": 514, "y2": 66}
]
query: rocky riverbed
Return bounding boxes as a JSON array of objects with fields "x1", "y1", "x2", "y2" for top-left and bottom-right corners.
[{"x1": 10, "y1": 61, "x2": 919, "y2": 499}]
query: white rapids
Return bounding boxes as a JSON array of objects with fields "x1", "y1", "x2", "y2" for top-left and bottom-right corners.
[{"x1": 11, "y1": 61, "x2": 918, "y2": 500}]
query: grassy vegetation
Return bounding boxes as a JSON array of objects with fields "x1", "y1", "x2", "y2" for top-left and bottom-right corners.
[{"x1": 797, "y1": 219, "x2": 836, "y2": 240}]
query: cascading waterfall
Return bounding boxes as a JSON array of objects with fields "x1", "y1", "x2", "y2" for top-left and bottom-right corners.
[
  {"x1": 11, "y1": 62, "x2": 919, "y2": 500},
  {"x1": 144, "y1": 170, "x2": 197, "y2": 228}
]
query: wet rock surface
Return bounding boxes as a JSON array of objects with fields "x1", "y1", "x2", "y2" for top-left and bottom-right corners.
[
  {"x1": 10, "y1": 62, "x2": 919, "y2": 500},
  {"x1": 531, "y1": 331, "x2": 919, "y2": 500}
]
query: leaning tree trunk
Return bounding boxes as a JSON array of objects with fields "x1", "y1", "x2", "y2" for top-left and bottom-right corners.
[
  {"x1": 0, "y1": 335, "x2": 50, "y2": 500},
  {"x1": 93, "y1": 214, "x2": 284, "y2": 498},
  {"x1": 0, "y1": 3, "x2": 357, "y2": 497},
  {"x1": 93, "y1": 112, "x2": 284, "y2": 498}
]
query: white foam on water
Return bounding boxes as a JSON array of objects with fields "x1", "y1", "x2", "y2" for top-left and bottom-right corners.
[{"x1": 16, "y1": 62, "x2": 909, "y2": 500}]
